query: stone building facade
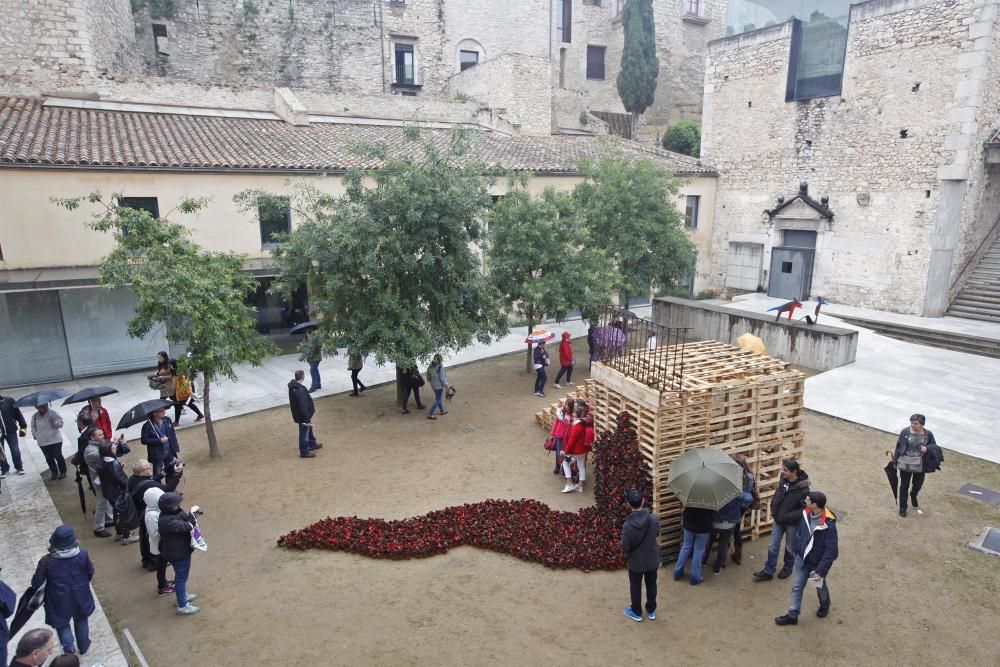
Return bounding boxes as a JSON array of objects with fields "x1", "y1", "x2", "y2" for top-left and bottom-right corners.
[
  {"x1": 701, "y1": 0, "x2": 1000, "y2": 315},
  {"x1": 0, "y1": 0, "x2": 730, "y2": 136}
]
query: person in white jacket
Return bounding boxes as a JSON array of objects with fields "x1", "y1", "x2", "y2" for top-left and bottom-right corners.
[
  {"x1": 31, "y1": 403, "x2": 66, "y2": 480},
  {"x1": 143, "y1": 487, "x2": 174, "y2": 597}
]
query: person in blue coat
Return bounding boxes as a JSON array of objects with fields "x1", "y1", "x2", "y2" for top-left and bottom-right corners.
[
  {"x1": 775, "y1": 491, "x2": 839, "y2": 625},
  {"x1": 30, "y1": 525, "x2": 96, "y2": 655},
  {"x1": 1, "y1": 570, "x2": 17, "y2": 667},
  {"x1": 140, "y1": 408, "x2": 181, "y2": 482}
]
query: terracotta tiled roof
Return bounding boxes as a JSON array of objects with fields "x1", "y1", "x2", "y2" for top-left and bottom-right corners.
[{"x1": 0, "y1": 96, "x2": 716, "y2": 176}]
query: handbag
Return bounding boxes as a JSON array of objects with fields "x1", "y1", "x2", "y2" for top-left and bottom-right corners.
[
  {"x1": 544, "y1": 436, "x2": 557, "y2": 452},
  {"x1": 190, "y1": 521, "x2": 208, "y2": 552},
  {"x1": 897, "y1": 454, "x2": 923, "y2": 473}
]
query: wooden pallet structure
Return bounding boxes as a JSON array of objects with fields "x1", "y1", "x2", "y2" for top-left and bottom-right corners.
[
  {"x1": 587, "y1": 340, "x2": 805, "y2": 559},
  {"x1": 534, "y1": 384, "x2": 591, "y2": 432}
]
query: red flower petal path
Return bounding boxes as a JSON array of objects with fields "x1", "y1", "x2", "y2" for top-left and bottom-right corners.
[{"x1": 278, "y1": 412, "x2": 652, "y2": 570}]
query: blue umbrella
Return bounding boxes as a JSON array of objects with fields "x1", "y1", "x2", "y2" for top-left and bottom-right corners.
[
  {"x1": 289, "y1": 321, "x2": 319, "y2": 335},
  {"x1": 15, "y1": 388, "x2": 71, "y2": 408},
  {"x1": 61, "y1": 386, "x2": 119, "y2": 406}
]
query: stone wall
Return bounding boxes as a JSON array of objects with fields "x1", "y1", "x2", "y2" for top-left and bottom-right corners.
[
  {"x1": 702, "y1": 0, "x2": 997, "y2": 315},
  {"x1": 446, "y1": 54, "x2": 551, "y2": 135}
]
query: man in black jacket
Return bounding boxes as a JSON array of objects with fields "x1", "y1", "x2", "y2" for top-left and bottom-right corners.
[
  {"x1": 0, "y1": 392, "x2": 28, "y2": 477},
  {"x1": 128, "y1": 459, "x2": 182, "y2": 571},
  {"x1": 754, "y1": 459, "x2": 811, "y2": 582},
  {"x1": 158, "y1": 492, "x2": 201, "y2": 615},
  {"x1": 289, "y1": 370, "x2": 323, "y2": 458},
  {"x1": 620, "y1": 489, "x2": 661, "y2": 622}
]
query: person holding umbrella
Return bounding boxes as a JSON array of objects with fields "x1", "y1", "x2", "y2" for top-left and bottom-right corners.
[
  {"x1": 892, "y1": 413, "x2": 943, "y2": 517},
  {"x1": 77, "y1": 396, "x2": 113, "y2": 448},
  {"x1": 30, "y1": 403, "x2": 68, "y2": 481},
  {"x1": 0, "y1": 391, "x2": 28, "y2": 477},
  {"x1": 30, "y1": 525, "x2": 96, "y2": 655},
  {"x1": 532, "y1": 340, "x2": 550, "y2": 397},
  {"x1": 139, "y1": 406, "x2": 181, "y2": 481}
]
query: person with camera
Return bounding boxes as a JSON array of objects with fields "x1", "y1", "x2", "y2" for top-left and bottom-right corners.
[
  {"x1": 157, "y1": 492, "x2": 201, "y2": 615},
  {"x1": 95, "y1": 441, "x2": 140, "y2": 545},
  {"x1": 79, "y1": 416, "x2": 115, "y2": 538},
  {"x1": 128, "y1": 458, "x2": 183, "y2": 571},
  {"x1": 31, "y1": 403, "x2": 67, "y2": 481},
  {"x1": 0, "y1": 391, "x2": 28, "y2": 477},
  {"x1": 620, "y1": 489, "x2": 660, "y2": 622},
  {"x1": 140, "y1": 407, "x2": 181, "y2": 481}
]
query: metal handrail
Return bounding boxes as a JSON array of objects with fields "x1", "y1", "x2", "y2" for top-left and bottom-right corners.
[
  {"x1": 592, "y1": 305, "x2": 691, "y2": 392},
  {"x1": 121, "y1": 628, "x2": 150, "y2": 667},
  {"x1": 949, "y1": 212, "x2": 1000, "y2": 295}
]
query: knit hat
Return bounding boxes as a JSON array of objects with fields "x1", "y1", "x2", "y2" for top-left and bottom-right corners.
[
  {"x1": 49, "y1": 525, "x2": 77, "y2": 550},
  {"x1": 158, "y1": 492, "x2": 183, "y2": 511}
]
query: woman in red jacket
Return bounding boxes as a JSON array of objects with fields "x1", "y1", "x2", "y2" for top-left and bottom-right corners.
[
  {"x1": 560, "y1": 402, "x2": 590, "y2": 493},
  {"x1": 553, "y1": 331, "x2": 575, "y2": 388},
  {"x1": 549, "y1": 398, "x2": 574, "y2": 475}
]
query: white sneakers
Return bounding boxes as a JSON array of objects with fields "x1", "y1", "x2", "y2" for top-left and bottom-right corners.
[
  {"x1": 554, "y1": 383, "x2": 562, "y2": 389},
  {"x1": 176, "y1": 604, "x2": 200, "y2": 615},
  {"x1": 560, "y1": 482, "x2": 584, "y2": 493}
]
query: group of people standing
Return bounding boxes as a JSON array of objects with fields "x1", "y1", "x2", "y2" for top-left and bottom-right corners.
[{"x1": 546, "y1": 396, "x2": 595, "y2": 493}]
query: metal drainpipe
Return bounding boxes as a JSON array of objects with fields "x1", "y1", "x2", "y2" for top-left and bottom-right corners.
[{"x1": 378, "y1": 0, "x2": 386, "y2": 93}]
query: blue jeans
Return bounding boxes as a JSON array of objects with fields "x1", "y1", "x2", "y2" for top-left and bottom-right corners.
[
  {"x1": 56, "y1": 617, "x2": 90, "y2": 654},
  {"x1": 673, "y1": 529, "x2": 709, "y2": 583},
  {"x1": 171, "y1": 556, "x2": 193, "y2": 608},
  {"x1": 787, "y1": 555, "x2": 830, "y2": 618},
  {"x1": 0, "y1": 430, "x2": 23, "y2": 472},
  {"x1": 763, "y1": 521, "x2": 796, "y2": 575},
  {"x1": 428, "y1": 389, "x2": 445, "y2": 416},
  {"x1": 298, "y1": 423, "x2": 317, "y2": 456},
  {"x1": 534, "y1": 368, "x2": 547, "y2": 393},
  {"x1": 308, "y1": 362, "x2": 321, "y2": 390}
]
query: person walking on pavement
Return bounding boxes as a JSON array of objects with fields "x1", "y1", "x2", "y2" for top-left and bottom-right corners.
[
  {"x1": 300, "y1": 333, "x2": 323, "y2": 393},
  {"x1": 152, "y1": 351, "x2": 174, "y2": 400},
  {"x1": 553, "y1": 332, "x2": 574, "y2": 389},
  {"x1": 31, "y1": 525, "x2": 96, "y2": 655},
  {"x1": 400, "y1": 362, "x2": 426, "y2": 414},
  {"x1": 753, "y1": 459, "x2": 810, "y2": 582},
  {"x1": 775, "y1": 491, "x2": 838, "y2": 625},
  {"x1": 533, "y1": 341, "x2": 550, "y2": 397},
  {"x1": 144, "y1": 486, "x2": 175, "y2": 598},
  {"x1": 157, "y1": 492, "x2": 201, "y2": 615},
  {"x1": 172, "y1": 367, "x2": 204, "y2": 425},
  {"x1": 81, "y1": 418, "x2": 114, "y2": 538},
  {"x1": 0, "y1": 392, "x2": 28, "y2": 477},
  {"x1": 348, "y1": 350, "x2": 367, "y2": 396},
  {"x1": 31, "y1": 403, "x2": 67, "y2": 481},
  {"x1": 892, "y1": 413, "x2": 943, "y2": 517},
  {"x1": 426, "y1": 354, "x2": 449, "y2": 420},
  {"x1": 140, "y1": 408, "x2": 181, "y2": 482},
  {"x1": 128, "y1": 459, "x2": 182, "y2": 571},
  {"x1": 620, "y1": 489, "x2": 661, "y2": 622},
  {"x1": 289, "y1": 370, "x2": 323, "y2": 458}
]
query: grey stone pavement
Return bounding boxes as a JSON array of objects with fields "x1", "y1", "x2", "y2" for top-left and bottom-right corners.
[
  {"x1": 0, "y1": 310, "x2": 630, "y2": 665},
  {"x1": 707, "y1": 293, "x2": 1000, "y2": 465}
]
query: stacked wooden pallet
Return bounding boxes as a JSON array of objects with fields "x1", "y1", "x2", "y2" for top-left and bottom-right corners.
[
  {"x1": 533, "y1": 384, "x2": 591, "y2": 431},
  {"x1": 588, "y1": 340, "x2": 805, "y2": 559}
]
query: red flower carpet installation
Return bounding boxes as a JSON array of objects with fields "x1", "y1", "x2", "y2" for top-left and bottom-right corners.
[{"x1": 278, "y1": 412, "x2": 652, "y2": 570}]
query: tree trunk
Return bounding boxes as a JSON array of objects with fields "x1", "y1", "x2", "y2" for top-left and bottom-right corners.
[
  {"x1": 203, "y1": 373, "x2": 221, "y2": 458},
  {"x1": 525, "y1": 321, "x2": 536, "y2": 374}
]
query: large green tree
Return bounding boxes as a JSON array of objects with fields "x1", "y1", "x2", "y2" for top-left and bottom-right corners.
[
  {"x1": 661, "y1": 118, "x2": 701, "y2": 157},
  {"x1": 572, "y1": 149, "x2": 696, "y2": 306},
  {"x1": 486, "y1": 176, "x2": 617, "y2": 371},
  {"x1": 55, "y1": 193, "x2": 273, "y2": 458},
  {"x1": 235, "y1": 130, "x2": 508, "y2": 400},
  {"x1": 616, "y1": 0, "x2": 659, "y2": 138}
]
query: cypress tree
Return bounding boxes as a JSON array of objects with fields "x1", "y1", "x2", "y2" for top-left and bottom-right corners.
[{"x1": 616, "y1": 0, "x2": 659, "y2": 138}]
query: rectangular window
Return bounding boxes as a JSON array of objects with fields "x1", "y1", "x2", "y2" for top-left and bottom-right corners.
[
  {"x1": 152, "y1": 23, "x2": 168, "y2": 55},
  {"x1": 394, "y1": 43, "x2": 415, "y2": 84},
  {"x1": 684, "y1": 195, "x2": 700, "y2": 229},
  {"x1": 615, "y1": 0, "x2": 624, "y2": 17},
  {"x1": 786, "y1": 15, "x2": 849, "y2": 101},
  {"x1": 259, "y1": 197, "x2": 291, "y2": 247},
  {"x1": 459, "y1": 50, "x2": 479, "y2": 71},
  {"x1": 586, "y1": 45, "x2": 606, "y2": 80},
  {"x1": 687, "y1": 0, "x2": 700, "y2": 15},
  {"x1": 557, "y1": 0, "x2": 572, "y2": 43},
  {"x1": 117, "y1": 196, "x2": 160, "y2": 218}
]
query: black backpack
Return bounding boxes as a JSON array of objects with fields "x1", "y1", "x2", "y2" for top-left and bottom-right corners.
[{"x1": 115, "y1": 489, "x2": 141, "y2": 531}]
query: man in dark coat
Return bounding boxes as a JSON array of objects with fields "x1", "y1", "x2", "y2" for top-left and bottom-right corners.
[
  {"x1": 128, "y1": 458, "x2": 183, "y2": 571},
  {"x1": 289, "y1": 370, "x2": 323, "y2": 458},
  {"x1": 620, "y1": 489, "x2": 661, "y2": 622},
  {"x1": 1, "y1": 571, "x2": 17, "y2": 667},
  {"x1": 754, "y1": 459, "x2": 810, "y2": 581},
  {"x1": 0, "y1": 392, "x2": 28, "y2": 477},
  {"x1": 9, "y1": 628, "x2": 56, "y2": 667},
  {"x1": 776, "y1": 491, "x2": 839, "y2": 625},
  {"x1": 139, "y1": 408, "x2": 181, "y2": 482}
]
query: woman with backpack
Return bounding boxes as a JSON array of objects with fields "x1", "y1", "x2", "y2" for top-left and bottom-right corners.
[
  {"x1": 560, "y1": 402, "x2": 590, "y2": 493},
  {"x1": 96, "y1": 442, "x2": 139, "y2": 545},
  {"x1": 30, "y1": 525, "x2": 95, "y2": 656},
  {"x1": 426, "y1": 354, "x2": 449, "y2": 420},
  {"x1": 170, "y1": 362, "x2": 204, "y2": 425}
]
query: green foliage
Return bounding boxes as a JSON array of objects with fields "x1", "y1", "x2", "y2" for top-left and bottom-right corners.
[
  {"x1": 243, "y1": 0, "x2": 260, "y2": 18},
  {"x1": 453, "y1": 92, "x2": 472, "y2": 102},
  {"x1": 661, "y1": 118, "x2": 701, "y2": 157},
  {"x1": 234, "y1": 131, "x2": 508, "y2": 374},
  {"x1": 486, "y1": 176, "x2": 617, "y2": 331},
  {"x1": 695, "y1": 289, "x2": 717, "y2": 300},
  {"x1": 130, "y1": 0, "x2": 177, "y2": 20},
  {"x1": 54, "y1": 193, "x2": 274, "y2": 458},
  {"x1": 572, "y1": 145, "x2": 696, "y2": 305},
  {"x1": 616, "y1": 0, "x2": 659, "y2": 122},
  {"x1": 579, "y1": 112, "x2": 590, "y2": 126}
]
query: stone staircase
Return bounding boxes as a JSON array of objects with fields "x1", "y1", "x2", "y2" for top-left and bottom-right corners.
[
  {"x1": 948, "y1": 233, "x2": 1000, "y2": 323},
  {"x1": 835, "y1": 316, "x2": 1000, "y2": 359}
]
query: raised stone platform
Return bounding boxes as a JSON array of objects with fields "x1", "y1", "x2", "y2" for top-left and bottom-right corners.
[{"x1": 651, "y1": 297, "x2": 858, "y2": 371}]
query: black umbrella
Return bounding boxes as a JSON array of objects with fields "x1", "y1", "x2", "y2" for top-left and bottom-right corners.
[
  {"x1": 15, "y1": 388, "x2": 71, "y2": 408},
  {"x1": 289, "y1": 321, "x2": 319, "y2": 335},
  {"x1": 73, "y1": 464, "x2": 93, "y2": 514},
  {"x1": 117, "y1": 399, "x2": 175, "y2": 430},
  {"x1": 8, "y1": 581, "x2": 45, "y2": 636},
  {"x1": 61, "y1": 386, "x2": 119, "y2": 406},
  {"x1": 884, "y1": 459, "x2": 898, "y2": 500}
]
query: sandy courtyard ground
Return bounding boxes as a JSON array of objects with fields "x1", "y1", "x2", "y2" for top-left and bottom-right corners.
[{"x1": 44, "y1": 341, "x2": 1000, "y2": 666}]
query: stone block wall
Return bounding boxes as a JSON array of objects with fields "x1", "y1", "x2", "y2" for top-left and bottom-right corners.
[
  {"x1": 701, "y1": 0, "x2": 998, "y2": 315},
  {"x1": 446, "y1": 54, "x2": 552, "y2": 135}
]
